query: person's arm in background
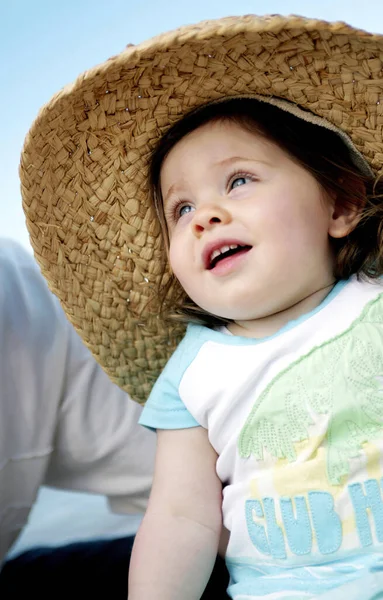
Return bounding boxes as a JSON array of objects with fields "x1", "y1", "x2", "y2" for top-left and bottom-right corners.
[
  {"x1": 129, "y1": 426, "x2": 222, "y2": 600},
  {"x1": 0, "y1": 237, "x2": 154, "y2": 519},
  {"x1": 43, "y1": 295, "x2": 156, "y2": 515}
]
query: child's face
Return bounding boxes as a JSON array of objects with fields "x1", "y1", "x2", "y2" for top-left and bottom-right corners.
[{"x1": 160, "y1": 120, "x2": 336, "y2": 323}]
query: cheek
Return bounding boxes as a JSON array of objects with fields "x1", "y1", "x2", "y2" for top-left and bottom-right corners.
[
  {"x1": 168, "y1": 236, "x2": 189, "y2": 283},
  {"x1": 168, "y1": 243, "x2": 179, "y2": 275},
  {"x1": 168, "y1": 239, "x2": 199, "y2": 299},
  {"x1": 271, "y1": 196, "x2": 329, "y2": 242}
]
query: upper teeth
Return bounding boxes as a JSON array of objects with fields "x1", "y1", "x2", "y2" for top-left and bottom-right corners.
[{"x1": 210, "y1": 244, "x2": 240, "y2": 263}]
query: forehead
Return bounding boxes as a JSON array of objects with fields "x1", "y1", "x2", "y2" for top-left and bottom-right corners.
[
  {"x1": 164, "y1": 119, "x2": 270, "y2": 161},
  {"x1": 160, "y1": 119, "x2": 286, "y2": 187}
]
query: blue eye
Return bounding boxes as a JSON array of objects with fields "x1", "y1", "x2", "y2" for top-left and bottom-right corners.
[
  {"x1": 178, "y1": 204, "x2": 194, "y2": 218},
  {"x1": 231, "y1": 176, "x2": 250, "y2": 189}
]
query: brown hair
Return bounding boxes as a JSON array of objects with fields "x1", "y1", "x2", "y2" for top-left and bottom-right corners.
[{"x1": 149, "y1": 98, "x2": 383, "y2": 327}]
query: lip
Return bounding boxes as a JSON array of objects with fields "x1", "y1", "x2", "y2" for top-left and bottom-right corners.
[{"x1": 202, "y1": 238, "x2": 252, "y2": 270}]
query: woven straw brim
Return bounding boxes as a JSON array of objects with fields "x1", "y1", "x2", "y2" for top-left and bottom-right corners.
[{"x1": 20, "y1": 14, "x2": 383, "y2": 404}]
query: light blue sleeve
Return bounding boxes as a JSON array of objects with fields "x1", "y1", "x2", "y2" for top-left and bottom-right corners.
[{"x1": 139, "y1": 325, "x2": 205, "y2": 431}]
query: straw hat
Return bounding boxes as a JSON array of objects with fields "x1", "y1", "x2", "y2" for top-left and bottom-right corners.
[{"x1": 20, "y1": 14, "x2": 383, "y2": 404}]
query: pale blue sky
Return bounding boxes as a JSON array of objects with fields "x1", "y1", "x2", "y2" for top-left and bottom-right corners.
[{"x1": 2, "y1": 0, "x2": 383, "y2": 250}]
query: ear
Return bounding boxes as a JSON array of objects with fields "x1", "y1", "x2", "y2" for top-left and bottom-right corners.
[{"x1": 327, "y1": 181, "x2": 365, "y2": 239}]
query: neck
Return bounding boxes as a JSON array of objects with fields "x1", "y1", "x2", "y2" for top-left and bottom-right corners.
[{"x1": 228, "y1": 281, "x2": 337, "y2": 339}]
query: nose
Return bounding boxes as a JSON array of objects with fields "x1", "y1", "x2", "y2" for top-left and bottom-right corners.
[{"x1": 191, "y1": 204, "x2": 231, "y2": 238}]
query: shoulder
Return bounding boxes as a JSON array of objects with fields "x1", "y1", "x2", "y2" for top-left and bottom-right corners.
[
  {"x1": 0, "y1": 238, "x2": 69, "y2": 348},
  {"x1": 150, "y1": 322, "x2": 239, "y2": 398},
  {"x1": 0, "y1": 238, "x2": 51, "y2": 300},
  {"x1": 331, "y1": 275, "x2": 383, "y2": 313},
  {"x1": 162, "y1": 323, "x2": 219, "y2": 378},
  {"x1": 0, "y1": 238, "x2": 37, "y2": 274}
]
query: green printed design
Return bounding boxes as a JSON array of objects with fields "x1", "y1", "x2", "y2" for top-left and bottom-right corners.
[{"x1": 238, "y1": 293, "x2": 383, "y2": 484}]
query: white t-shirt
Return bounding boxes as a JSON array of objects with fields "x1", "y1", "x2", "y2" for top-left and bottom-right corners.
[
  {"x1": 0, "y1": 239, "x2": 155, "y2": 564},
  {"x1": 141, "y1": 276, "x2": 383, "y2": 599}
]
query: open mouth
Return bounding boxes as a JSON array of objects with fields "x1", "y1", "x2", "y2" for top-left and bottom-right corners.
[{"x1": 208, "y1": 244, "x2": 252, "y2": 270}]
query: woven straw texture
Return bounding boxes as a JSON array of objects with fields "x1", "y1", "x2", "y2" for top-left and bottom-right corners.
[{"x1": 20, "y1": 14, "x2": 383, "y2": 404}]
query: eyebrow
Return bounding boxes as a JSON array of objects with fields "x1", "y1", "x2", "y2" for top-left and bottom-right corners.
[
  {"x1": 212, "y1": 155, "x2": 271, "y2": 168},
  {"x1": 163, "y1": 182, "x2": 184, "y2": 205}
]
